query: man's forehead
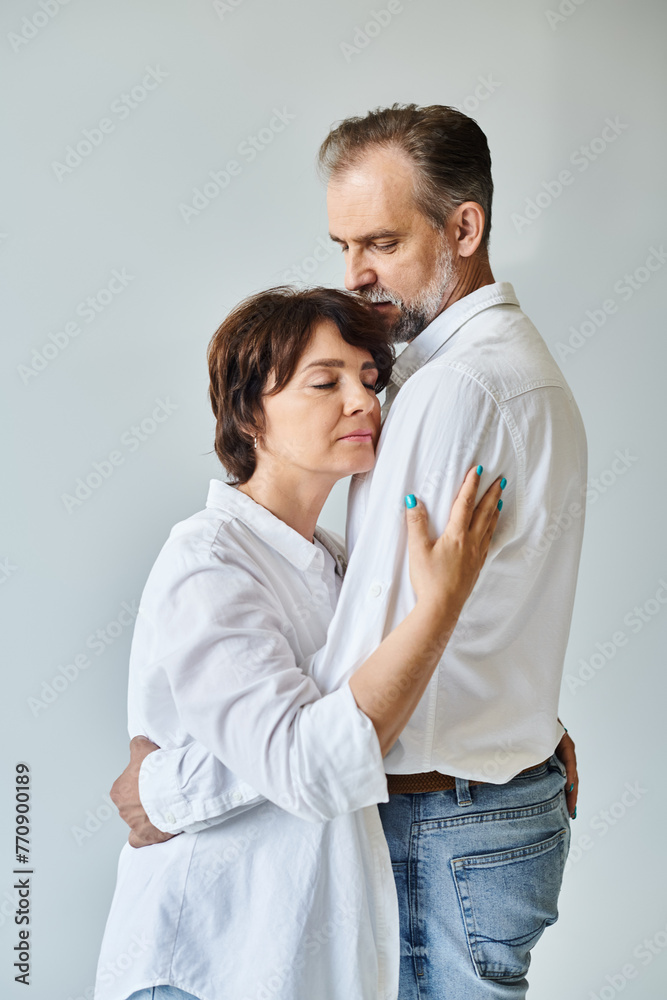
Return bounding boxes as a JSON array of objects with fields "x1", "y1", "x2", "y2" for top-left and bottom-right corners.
[
  {"x1": 328, "y1": 151, "x2": 413, "y2": 199},
  {"x1": 326, "y1": 154, "x2": 418, "y2": 241}
]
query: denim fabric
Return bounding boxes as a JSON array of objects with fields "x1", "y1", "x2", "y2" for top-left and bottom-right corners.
[
  {"x1": 126, "y1": 988, "x2": 200, "y2": 1000},
  {"x1": 377, "y1": 754, "x2": 571, "y2": 999}
]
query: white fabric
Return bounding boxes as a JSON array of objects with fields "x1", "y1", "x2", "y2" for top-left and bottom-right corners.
[
  {"x1": 94, "y1": 483, "x2": 397, "y2": 1000},
  {"x1": 338, "y1": 280, "x2": 588, "y2": 779},
  {"x1": 138, "y1": 280, "x2": 587, "y2": 842}
]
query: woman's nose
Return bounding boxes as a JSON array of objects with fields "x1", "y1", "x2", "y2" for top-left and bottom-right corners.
[{"x1": 344, "y1": 380, "x2": 376, "y2": 413}]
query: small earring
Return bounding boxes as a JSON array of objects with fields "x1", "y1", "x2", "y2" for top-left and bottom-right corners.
[{"x1": 254, "y1": 435, "x2": 257, "y2": 449}]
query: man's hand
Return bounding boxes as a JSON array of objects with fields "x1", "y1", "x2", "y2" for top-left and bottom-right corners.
[
  {"x1": 555, "y1": 729, "x2": 578, "y2": 819},
  {"x1": 110, "y1": 735, "x2": 178, "y2": 848}
]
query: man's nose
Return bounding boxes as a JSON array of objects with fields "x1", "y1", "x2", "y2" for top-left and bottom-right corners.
[{"x1": 344, "y1": 250, "x2": 377, "y2": 291}]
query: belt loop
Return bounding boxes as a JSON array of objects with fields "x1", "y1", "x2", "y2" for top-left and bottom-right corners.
[{"x1": 455, "y1": 776, "x2": 472, "y2": 807}]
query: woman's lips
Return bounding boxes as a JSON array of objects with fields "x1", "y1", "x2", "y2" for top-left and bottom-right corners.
[{"x1": 339, "y1": 430, "x2": 374, "y2": 442}]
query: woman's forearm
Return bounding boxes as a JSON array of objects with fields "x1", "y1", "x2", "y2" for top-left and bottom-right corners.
[{"x1": 348, "y1": 597, "x2": 460, "y2": 757}]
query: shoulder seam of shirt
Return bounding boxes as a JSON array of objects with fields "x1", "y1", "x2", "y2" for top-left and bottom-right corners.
[{"x1": 406, "y1": 355, "x2": 572, "y2": 404}]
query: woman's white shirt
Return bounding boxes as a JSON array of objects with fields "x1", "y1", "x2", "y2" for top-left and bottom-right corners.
[{"x1": 94, "y1": 480, "x2": 398, "y2": 1000}]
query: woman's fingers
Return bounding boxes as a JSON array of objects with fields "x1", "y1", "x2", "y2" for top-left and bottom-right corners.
[
  {"x1": 470, "y1": 475, "x2": 505, "y2": 538},
  {"x1": 479, "y1": 502, "x2": 502, "y2": 565},
  {"x1": 404, "y1": 494, "x2": 431, "y2": 553},
  {"x1": 446, "y1": 464, "x2": 484, "y2": 535},
  {"x1": 405, "y1": 470, "x2": 504, "y2": 568},
  {"x1": 404, "y1": 495, "x2": 436, "y2": 599}
]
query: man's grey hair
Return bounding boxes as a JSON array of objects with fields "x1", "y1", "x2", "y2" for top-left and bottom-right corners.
[{"x1": 317, "y1": 103, "x2": 494, "y2": 253}]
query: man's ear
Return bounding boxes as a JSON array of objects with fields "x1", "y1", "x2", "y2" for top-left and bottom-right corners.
[{"x1": 450, "y1": 201, "x2": 486, "y2": 259}]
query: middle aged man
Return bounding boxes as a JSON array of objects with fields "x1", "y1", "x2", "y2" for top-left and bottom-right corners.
[{"x1": 112, "y1": 104, "x2": 586, "y2": 998}]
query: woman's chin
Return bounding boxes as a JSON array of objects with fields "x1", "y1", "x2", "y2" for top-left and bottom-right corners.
[{"x1": 348, "y1": 454, "x2": 377, "y2": 476}]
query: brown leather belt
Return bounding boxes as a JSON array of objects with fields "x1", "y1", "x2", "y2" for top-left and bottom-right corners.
[{"x1": 386, "y1": 758, "x2": 551, "y2": 795}]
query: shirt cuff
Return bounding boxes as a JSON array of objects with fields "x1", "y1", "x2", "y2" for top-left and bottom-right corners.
[
  {"x1": 295, "y1": 680, "x2": 389, "y2": 820},
  {"x1": 138, "y1": 746, "x2": 266, "y2": 835}
]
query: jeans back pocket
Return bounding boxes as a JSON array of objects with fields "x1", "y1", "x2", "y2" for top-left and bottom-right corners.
[{"x1": 451, "y1": 828, "x2": 568, "y2": 981}]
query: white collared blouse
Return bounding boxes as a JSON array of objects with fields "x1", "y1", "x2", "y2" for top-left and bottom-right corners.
[{"x1": 94, "y1": 480, "x2": 398, "y2": 1000}]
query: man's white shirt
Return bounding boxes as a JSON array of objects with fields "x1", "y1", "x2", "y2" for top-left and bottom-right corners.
[{"x1": 138, "y1": 280, "x2": 587, "y2": 821}]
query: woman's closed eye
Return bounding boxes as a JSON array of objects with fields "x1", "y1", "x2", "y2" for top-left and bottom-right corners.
[{"x1": 311, "y1": 381, "x2": 377, "y2": 391}]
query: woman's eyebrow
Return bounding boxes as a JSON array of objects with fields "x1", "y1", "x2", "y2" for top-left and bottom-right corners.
[{"x1": 302, "y1": 359, "x2": 378, "y2": 371}]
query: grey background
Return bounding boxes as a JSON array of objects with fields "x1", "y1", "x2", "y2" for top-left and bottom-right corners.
[{"x1": 2, "y1": 0, "x2": 666, "y2": 997}]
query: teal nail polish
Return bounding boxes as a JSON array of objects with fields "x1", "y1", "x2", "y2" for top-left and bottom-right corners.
[
  {"x1": 572, "y1": 806, "x2": 577, "y2": 819},
  {"x1": 404, "y1": 494, "x2": 417, "y2": 508},
  {"x1": 500, "y1": 478, "x2": 507, "y2": 490},
  {"x1": 497, "y1": 499, "x2": 503, "y2": 511},
  {"x1": 476, "y1": 465, "x2": 483, "y2": 475},
  {"x1": 569, "y1": 783, "x2": 574, "y2": 792}
]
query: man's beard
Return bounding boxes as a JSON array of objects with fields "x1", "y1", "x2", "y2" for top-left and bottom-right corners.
[{"x1": 359, "y1": 240, "x2": 456, "y2": 344}]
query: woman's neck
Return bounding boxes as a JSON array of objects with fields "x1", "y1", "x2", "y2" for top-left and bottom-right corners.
[{"x1": 236, "y1": 466, "x2": 335, "y2": 542}]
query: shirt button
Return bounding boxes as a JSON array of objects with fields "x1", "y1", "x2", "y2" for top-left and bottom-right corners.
[
  {"x1": 164, "y1": 811, "x2": 175, "y2": 824},
  {"x1": 231, "y1": 790, "x2": 243, "y2": 803},
  {"x1": 369, "y1": 583, "x2": 382, "y2": 598}
]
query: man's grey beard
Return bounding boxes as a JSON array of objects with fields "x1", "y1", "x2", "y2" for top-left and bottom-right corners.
[{"x1": 359, "y1": 241, "x2": 456, "y2": 344}]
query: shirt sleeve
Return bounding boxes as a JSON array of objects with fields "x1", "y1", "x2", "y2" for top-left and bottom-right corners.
[
  {"x1": 138, "y1": 742, "x2": 268, "y2": 834},
  {"x1": 135, "y1": 537, "x2": 389, "y2": 825}
]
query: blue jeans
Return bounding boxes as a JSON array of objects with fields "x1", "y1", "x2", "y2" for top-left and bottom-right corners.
[{"x1": 377, "y1": 754, "x2": 571, "y2": 999}]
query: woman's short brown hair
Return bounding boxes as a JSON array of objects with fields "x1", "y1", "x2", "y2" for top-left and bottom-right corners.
[{"x1": 207, "y1": 285, "x2": 394, "y2": 484}]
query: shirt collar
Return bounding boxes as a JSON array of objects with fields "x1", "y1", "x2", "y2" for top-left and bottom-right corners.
[
  {"x1": 389, "y1": 281, "x2": 519, "y2": 389},
  {"x1": 206, "y1": 479, "x2": 328, "y2": 573}
]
